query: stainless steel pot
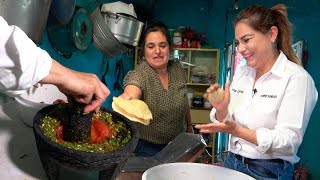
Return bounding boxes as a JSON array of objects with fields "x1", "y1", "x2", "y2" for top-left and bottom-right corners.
[
  {"x1": 0, "y1": 0, "x2": 52, "y2": 44},
  {"x1": 91, "y1": 7, "x2": 129, "y2": 57},
  {"x1": 102, "y1": 11, "x2": 144, "y2": 46}
]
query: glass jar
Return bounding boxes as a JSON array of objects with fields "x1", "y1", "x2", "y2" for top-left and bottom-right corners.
[{"x1": 192, "y1": 96, "x2": 204, "y2": 108}]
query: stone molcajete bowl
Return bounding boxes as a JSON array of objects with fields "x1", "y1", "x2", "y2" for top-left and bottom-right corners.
[{"x1": 33, "y1": 105, "x2": 139, "y2": 180}]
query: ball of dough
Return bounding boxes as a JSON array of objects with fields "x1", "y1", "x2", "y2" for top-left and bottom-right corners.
[{"x1": 209, "y1": 88, "x2": 224, "y2": 103}]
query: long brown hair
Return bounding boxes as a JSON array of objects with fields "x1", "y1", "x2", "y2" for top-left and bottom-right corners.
[{"x1": 234, "y1": 4, "x2": 301, "y2": 65}]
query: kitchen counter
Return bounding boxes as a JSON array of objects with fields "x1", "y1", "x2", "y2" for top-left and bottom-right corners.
[{"x1": 0, "y1": 96, "x2": 100, "y2": 180}]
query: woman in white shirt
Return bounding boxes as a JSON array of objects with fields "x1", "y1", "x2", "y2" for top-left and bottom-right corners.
[
  {"x1": 0, "y1": 16, "x2": 110, "y2": 112},
  {"x1": 195, "y1": 4, "x2": 318, "y2": 180}
]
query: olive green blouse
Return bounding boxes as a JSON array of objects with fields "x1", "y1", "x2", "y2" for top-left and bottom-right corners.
[{"x1": 123, "y1": 60, "x2": 189, "y2": 144}]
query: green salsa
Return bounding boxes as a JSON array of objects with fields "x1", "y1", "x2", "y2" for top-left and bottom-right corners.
[{"x1": 40, "y1": 104, "x2": 131, "y2": 153}]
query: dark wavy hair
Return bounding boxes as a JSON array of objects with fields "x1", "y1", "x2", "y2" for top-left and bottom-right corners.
[
  {"x1": 234, "y1": 4, "x2": 300, "y2": 65},
  {"x1": 139, "y1": 22, "x2": 171, "y2": 58}
]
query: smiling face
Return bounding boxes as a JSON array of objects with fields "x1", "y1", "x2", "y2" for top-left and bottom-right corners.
[
  {"x1": 235, "y1": 21, "x2": 277, "y2": 72},
  {"x1": 144, "y1": 31, "x2": 170, "y2": 70}
]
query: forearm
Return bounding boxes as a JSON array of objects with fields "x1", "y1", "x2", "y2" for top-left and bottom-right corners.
[
  {"x1": 232, "y1": 125, "x2": 257, "y2": 145},
  {"x1": 40, "y1": 59, "x2": 110, "y2": 110},
  {"x1": 39, "y1": 60, "x2": 68, "y2": 86},
  {"x1": 215, "y1": 109, "x2": 229, "y2": 122}
]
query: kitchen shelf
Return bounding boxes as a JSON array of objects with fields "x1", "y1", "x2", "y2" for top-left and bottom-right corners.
[
  {"x1": 186, "y1": 83, "x2": 211, "y2": 86},
  {"x1": 190, "y1": 107, "x2": 212, "y2": 111}
]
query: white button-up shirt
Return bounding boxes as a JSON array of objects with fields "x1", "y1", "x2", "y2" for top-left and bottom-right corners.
[
  {"x1": 210, "y1": 51, "x2": 318, "y2": 163},
  {"x1": 0, "y1": 17, "x2": 52, "y2": 96}
]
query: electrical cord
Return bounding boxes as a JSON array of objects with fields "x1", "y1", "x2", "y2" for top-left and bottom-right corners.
[{"x1": 47, "y1": 29, "x2": 72, "y2": 59}]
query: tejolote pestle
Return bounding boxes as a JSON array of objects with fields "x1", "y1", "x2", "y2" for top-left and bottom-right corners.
[{"x1": 61, "y1": 101, "x2": 93, "y2": 143}]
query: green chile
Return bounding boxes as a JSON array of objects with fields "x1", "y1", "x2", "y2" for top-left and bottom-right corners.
[{"x1": 40, "y1": 104, "x2": 131, "y2": 153}]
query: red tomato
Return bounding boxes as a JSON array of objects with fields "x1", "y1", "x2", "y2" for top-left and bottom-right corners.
[
  {"x1": 91, "y1": 118, "x2": 114, "y2": 144},
  {"x1": 90, "y1": 125, "x2": 99, "y2": 144},
  {"x1": 55, "y1": 125, "x2": 64, "y2": 143}
]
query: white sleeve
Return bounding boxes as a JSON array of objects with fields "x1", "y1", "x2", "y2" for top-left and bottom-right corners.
[
  {"x1": 0, "y1": 17, "x2": 52, "y2": 97},
  {"x1": 209, "y1": 108, "x2": 220, "y2": 123},
  {"x1": 210, "y1": 108, "x2": 233, "y2": 123}
]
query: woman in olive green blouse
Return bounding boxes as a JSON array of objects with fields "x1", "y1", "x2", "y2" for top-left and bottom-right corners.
[{"x1": 118, "y1": 22, "x2": 193, "y2": 157}]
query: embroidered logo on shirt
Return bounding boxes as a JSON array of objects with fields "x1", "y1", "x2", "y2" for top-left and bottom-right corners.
[
  {"x1": 232, "y1": 88, "x2": 244, "y2": 93},
  {"x1": 260, "y1": 94, "x2": 277, "y2": 98}
]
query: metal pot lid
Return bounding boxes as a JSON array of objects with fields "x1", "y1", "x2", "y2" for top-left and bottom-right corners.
[{"x1": 71, "y1": 8, "x2": 92, "y2": 51}]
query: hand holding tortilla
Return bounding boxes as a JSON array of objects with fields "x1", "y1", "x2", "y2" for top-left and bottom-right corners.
[{"x1": 112, "y1": 97, "x2": 153, "y2": 125}]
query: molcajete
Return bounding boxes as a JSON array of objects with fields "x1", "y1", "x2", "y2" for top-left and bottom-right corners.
[{"x1": 33, "y1": 105, "x2": 139, "y2": 180}]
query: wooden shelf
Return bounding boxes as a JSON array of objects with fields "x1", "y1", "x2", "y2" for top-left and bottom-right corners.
[
  {"x1": 186, "y1": 83, "x2": 211, "y2": 86},
  {"x1": 190, "y1": 107, "x2": 212, "y2": 111},
  {"x1": 190, "y1": 109, "x2": 211, "y2": 124},
  {"x1": 171, "y1": 48, "x2": 220, "y2": 52}
]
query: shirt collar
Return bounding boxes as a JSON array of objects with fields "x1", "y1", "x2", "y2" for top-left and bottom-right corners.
[
  {"x1": 269, "y1": 51, "x2": 287, "y2": 77},
  {"x1": 244, "y1": 51, "x2": 288, "y2": 78},
  {"x1": 244, "y1": 50, "x2": 288, "y2": 77}
]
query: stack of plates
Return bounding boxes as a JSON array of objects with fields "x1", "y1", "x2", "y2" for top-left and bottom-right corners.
[{"x1": 90, "y1": 7, "x2": 129, "y2": 57}]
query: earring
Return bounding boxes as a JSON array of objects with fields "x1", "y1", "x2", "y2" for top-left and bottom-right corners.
[{"x1": 272, "y1": 39, "x2": 275, "y2": 43}]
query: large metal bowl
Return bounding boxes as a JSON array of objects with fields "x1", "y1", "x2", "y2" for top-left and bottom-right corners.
[{"x1": 0, "y1": 0, "x2": 52, "y2": 44}]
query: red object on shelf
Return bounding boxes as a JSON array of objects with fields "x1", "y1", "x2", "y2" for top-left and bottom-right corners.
[
  {"x1": 196, "y1": 41, "x2": 201, "y2": 48},
  {"x1": 182, "y1": 38, "x2": 188, "y2": 48}
]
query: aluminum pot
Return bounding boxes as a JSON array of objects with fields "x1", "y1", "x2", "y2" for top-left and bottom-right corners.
[
  {"x1": 102, "y1": 11, "x2": 144, "y2": 47},
  {"x1": 0, "y1": 0, "x2": 52, "y2": 44},
  {"x1": 91, "y1": 7, "x2": 129, "y2": 57}
]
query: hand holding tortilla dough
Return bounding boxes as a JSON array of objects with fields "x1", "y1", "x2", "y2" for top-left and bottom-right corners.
[
  {"x1": 112, "y1": 97, "x2": 152, "y2": 125},
  {"x1": 204, "y1": 86, "x2": 224, "y2": 104}
]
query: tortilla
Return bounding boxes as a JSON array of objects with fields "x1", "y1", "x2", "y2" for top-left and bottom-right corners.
[
  {"x1": 112, "y1": 97, "x2": 152, "y2": 125},
  {"x1": 208, "y1": 88, "x2": 224, "y2": 103}
]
